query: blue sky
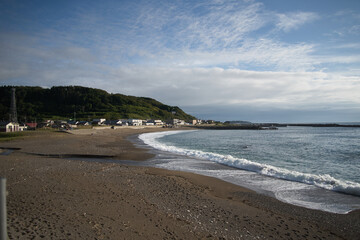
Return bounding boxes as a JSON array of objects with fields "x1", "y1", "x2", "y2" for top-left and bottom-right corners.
[{"x1": 1, "y1": 0, "x2": 360, "y2": 122}]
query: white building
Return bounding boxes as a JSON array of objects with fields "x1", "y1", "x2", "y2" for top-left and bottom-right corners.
[
  {"x1": 128, "y1": 119, "x2": 143, "y2": 126},
  {"x1": 19, "y1": 124, "x2": 27, "y2": 131},
  {"x1": 144, "y1": 122, "x2": 154, "y2": 126},
  {"x1": 192, "y1": 119, "x2": 203, "y2": 125},
  {"x1": 147, "y1": 119, "x2": 164, "y2": 126},
  {"x1": 167, "y1": 119, "x2": 185, "y2": 126},
  {"x1": 0, "y1": 121, "x2": 20, "y2": 132}
]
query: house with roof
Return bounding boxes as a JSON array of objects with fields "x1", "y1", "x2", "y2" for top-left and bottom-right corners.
[
  {"x1": 92, "y1": 118, "x2": 106, "y2": 125},
  {"x1": 123, "y1": 119, "x2": 142, "y2": 126},
  {"x1": 26, "y1": 123, "x2": 38, "y2": 129},
  {"x1": 18, "y1": 123, "x2": 27, "y2": 131},
  {"x1": 67, "y1": 120, "x2": 78, "y2": 129},
  {"x1": 146, "y1": 119, "x2": 164, "y2": 126},
  {"x1": 77, "y1": 121, "x2": 90, "y2": 126},
  {"x1": 192, "y1": 119, "x2": 204, "y2": 125},
  {"x1": 167, "y1": 119, "x2": 185, "y2": 126},
  {"x1": 104, "y1": 120, "x2": 122, "y2": 126},
  {"x1": 0, "y1": 121, "x2": 20, "y2": 132}
]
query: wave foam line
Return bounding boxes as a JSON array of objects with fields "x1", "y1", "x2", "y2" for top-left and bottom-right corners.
[{"x1": 139, "y1": 131, "x2": 360, "y2": 196}]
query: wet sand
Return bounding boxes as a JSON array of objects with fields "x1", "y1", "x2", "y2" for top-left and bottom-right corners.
[{"x1": 0, "y1": 127, "x2": 359, "y2": 239}]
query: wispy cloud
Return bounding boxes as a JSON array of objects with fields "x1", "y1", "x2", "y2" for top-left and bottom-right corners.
[
  {"x1": 135, "y1": 38, "x2": 315, "y2": 72},
  {"x1": 178, "y1": 2, "x2": 267, "y2": 49},
  {"x1": 14, "y1": 0, "x2": 316, "y2": 72},
  {"x1": 109, "y1": 0, "x2": 269, "y2": 51},
  {"x1": 276, "y1": 12, "x2": 319, "y2": 32}
]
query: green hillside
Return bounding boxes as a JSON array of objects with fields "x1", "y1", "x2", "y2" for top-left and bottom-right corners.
[{"x1": 0, "y1": 86, "x2": 195, "y2": 122}]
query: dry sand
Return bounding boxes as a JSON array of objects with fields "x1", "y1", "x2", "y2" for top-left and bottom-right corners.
[{"x1": 0, "y1": 127, "x2": 359, "y2": 239}]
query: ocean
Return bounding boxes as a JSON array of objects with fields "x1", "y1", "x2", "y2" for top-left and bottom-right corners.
[{"x1": 138, "y1": 126, "x2": 360, "y2": 214}]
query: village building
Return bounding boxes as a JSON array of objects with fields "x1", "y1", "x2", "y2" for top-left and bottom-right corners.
[
  {"x1": 167, "y1": 119, "x2": 185, "y2": 126},
  {"x1": 18, "y1": 123, "x2": 27, "y2": 131},
  {"x1": 77, "y1": 121, "x2": 90, "y2": 126},
  {"x1": 34, "y1": 120, "x2": 54, "y2": 129},
  {"x1": 52, "y1": 120, "x2": 69, "y2": 129},
  {"x1": 104, "y1": 120, "x2": 122, "y2": 126},
  {"x1": 25, "y1": 122, "x2": 38, "y2": 130},
  {"x1": 92, "y1": 118, "x2": 106, "y2": 125},
  {"x1": 67, "y1": 120, "x2": 79, "y2": 125},
  {"x1": 0, "y1": 121, "x2": 20, "y2": 132},
  {"x1": 127, "y1": 119, "x2": 142, "y2": 126},
  {"x1": 120, "y1": 120, "x2": 129, "y2": 126},
  {"x1": 147, "y1": 119, "x2": 164, "y2": 126},
  {"x1": 143, "y1": 120, "x2": 154, "y2": 126},
  {"x1": 193, "y1": 119, "x2": 205, "y2": 125},
  {"x1": 67, "y1": 120, "x2": 78, "y2": 128}
]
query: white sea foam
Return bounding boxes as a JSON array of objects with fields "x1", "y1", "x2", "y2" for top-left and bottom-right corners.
[{"x1": 139, "y1": 131, "x2": 360, "y2": 197}]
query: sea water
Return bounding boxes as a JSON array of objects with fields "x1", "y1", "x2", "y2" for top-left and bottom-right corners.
[{"x1": 138, "y1": 126, "x2": 360, "y2": 214}]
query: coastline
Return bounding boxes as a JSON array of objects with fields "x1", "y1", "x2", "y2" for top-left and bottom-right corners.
[
  {"x1": 0, "y1": 127, "x2": 359, "y2": 239},
  {"x1": 138, "y1": 128, "x2": 360, "y2": 214}
]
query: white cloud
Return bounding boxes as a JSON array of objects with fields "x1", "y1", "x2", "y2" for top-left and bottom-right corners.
[
  {"x1": 101, "y1": 67, "x2": 360, "y2": 110},
  {"x1": 276, "y1": 12, "x2": 319, "y2": 32},
  {"x1": 140, "y1": 37, "x2": 315, "y2": 71}
]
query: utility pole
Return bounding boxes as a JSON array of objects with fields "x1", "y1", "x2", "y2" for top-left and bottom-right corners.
[{"x1": 9, "y1": 88, "x2": 18, "y2": 123}]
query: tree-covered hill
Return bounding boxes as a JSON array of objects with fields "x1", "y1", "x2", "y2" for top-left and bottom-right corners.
[{"x1": 0, "y1": 86, "x2": 196, "y2": 122}]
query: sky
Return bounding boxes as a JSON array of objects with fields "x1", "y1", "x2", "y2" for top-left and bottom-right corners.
[{"x1": 1, "y1": 0, "x2": 360, "y2": 123}]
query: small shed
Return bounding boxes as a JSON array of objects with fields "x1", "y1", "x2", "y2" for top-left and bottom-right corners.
[{"x1": 0, "y1": 121, "x2": 20, "y2": 132}]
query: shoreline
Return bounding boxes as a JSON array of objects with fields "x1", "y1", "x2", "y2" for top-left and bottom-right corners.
[
  {"x1": 0, "y1": 127, "x2": 359, "y2": 239},
  {"x1": 137, "y1": 129, "x2": 360, "y2": 214}
]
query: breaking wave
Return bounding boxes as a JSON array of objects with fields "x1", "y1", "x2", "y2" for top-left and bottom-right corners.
[{"x1": 139, "y1": 131, "x2": 360, "y2": 197}]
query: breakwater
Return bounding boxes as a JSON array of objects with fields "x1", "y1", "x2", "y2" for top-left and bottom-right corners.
[
  {"x1": 287, "y1": 123, "x2": 360, "y2": 127},
  {"x1": 191, "y1": 123, "x2": 360, "y2": 130}
]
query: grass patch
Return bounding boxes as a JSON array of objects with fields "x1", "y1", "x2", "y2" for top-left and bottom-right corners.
[
  {"x1": 0, "y1": 129, "x2": 57, "y2": 142},
  {"x1": 0, "y1": 131, "x2": 29, "y2": 141}
]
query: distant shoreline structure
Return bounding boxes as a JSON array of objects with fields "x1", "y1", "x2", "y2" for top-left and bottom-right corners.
[
  {"x1": 286, "y1": 123, "x2": 360, "y2": 128},
  {"x1": 192, "y1": 123, "x2": 360, "y2": 130}
]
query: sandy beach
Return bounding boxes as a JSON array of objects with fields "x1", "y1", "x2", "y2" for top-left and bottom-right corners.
[{"x1": 0, "y1": 127, "x2": 359, "y2": 239}]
